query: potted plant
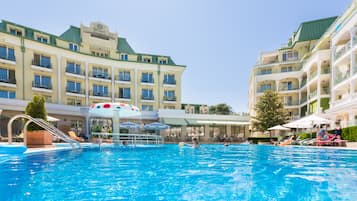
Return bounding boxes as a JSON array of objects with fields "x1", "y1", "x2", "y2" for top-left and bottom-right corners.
[{"x1": 25, "y1": 95, "x2": 53, "y2": 148}]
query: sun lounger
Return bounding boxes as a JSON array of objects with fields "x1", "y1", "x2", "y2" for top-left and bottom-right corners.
[
  {"x1": 314, "y1": 139, "x2": 347, "y2": 147},
  {"x1": 68, "y1": 131, "x2": 84, "y2": 142}
]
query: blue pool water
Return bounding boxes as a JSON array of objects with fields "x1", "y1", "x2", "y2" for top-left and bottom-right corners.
[{"x1": 1, "y1": 144, "x2": 357, "y2": 201}]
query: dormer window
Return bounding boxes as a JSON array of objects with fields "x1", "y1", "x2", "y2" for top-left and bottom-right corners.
[
  {"x1": 159, "y1": 58, "x2": 168, "y2": 64},
  {"x1": 9, "y1": 28, "x2": 22, "y2": 36},
  {"x1": 69, "y1": 43, "x2": 78, "y2": 51},
  {"x1": 37, "y1": 36, "x2": 48, "y2": 44},
  {"x1": 120, "y1": 54, "x2": 128, "y2": 61},
  {"x1": 143, "y1": 57, "x2": 151, "y2": 63},
  {"x1": 282, "y1": 51, "x2": 298, "y2": 61}
]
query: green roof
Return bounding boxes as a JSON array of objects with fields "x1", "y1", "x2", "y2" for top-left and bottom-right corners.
[
  {"x1": 292, "y1": 16, "x2": 337, "y2": 44},
  {"x1": 0, "y1": 19, "x2": 184, "y2": 67},
  {"x1": 117, "y1": 37, "x2": 135, "y2": 54},
  {"x1": 59, "y1": 26, "x2": 81, "y2": 44}
]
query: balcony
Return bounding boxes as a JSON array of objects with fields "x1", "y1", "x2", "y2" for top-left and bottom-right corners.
[
  {"x1": 300, "y1": 97, "x2": 307, "y2": 104},
  {"x1": 141, "y1": 95, "x2": 154, "y2": 100},
  {"x1": 335, "y1": 41, "x2": 351, "y2": 61},
  {"x1": 279, "y1": 86, "x2": 299, "y2": 92},
  {"x1": 309, "y1": 90, "x2": 317, "y2": 99},
  {"x1": 115, "y1": 75, "x2": 131, "y2": 82},
  {"x1": 300, "y1": 79, "x2": 307, "y2": 88},
  {"x1": 90, "y1": 90, "x2": 110, "y2": 97},
  {"x1": 163, "y1": 80, "x2": 176, "y2": 85},
  {"x1": 0, "y1": 77, "x2": 16, "y2": 85},
  {"x1": 32, "y1": 60, "x2": 52, "y2": 69},
  {"x1": 90, "y1": 71, "x2": 111, "y2": 80},
  {"x1": 141, "y1": 79, "x2": 154, "y2": 84},
  {"x1": 32, "y1": 81, "x2": 52, "y2": 90},
  {"x1": 284, "y1": 101, "x2": 299, "y2": 107},
  {"x1": 117, "y1": 94, "x2": 131, "y2": 100},
  {"x1": 321, "y1": 67, "x2": 331, "y2": 74},
  {"x1": 321, "y1": 87, "x2": 330, "y2": 95},
  {"x1": 66, "y1": 87, "x2": 85, "y2": 94},
  {"x1": 0, "y1": 52, "x2": 16, "y2": 64},
  {"x1": 257, "y1": 88, "x2": 274, "y2": 93},
  {"x1": 308, "y1": 71, "x2": 318, "y2": 81},
  {"x1": 66, "y1": 67, "x2": 85, "y2": 76},
  {"x1": 163, "y1": 96, "x2": 177, "y2": 102},
  {"x1": 334, "y1": 74, "x2": 349, "y2": 85}
]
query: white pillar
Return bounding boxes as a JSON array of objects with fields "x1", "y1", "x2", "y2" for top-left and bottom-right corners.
[
  {"x1": 275, "y1": 80, "x2": 279, "y2": 92},
  {"x1": 298, "y1": 78, "x2": 302, "y2": 117},
  {"x1": 349, "y1": 111, "x2": 355, "y2": 126},
  {"x1": 111, "y1": 66, "x2": 115, "y2": 102},
  {"x1": 350, "y1": 28, "x2": 356, "y2": 100},
  {"x1": 57, "y1": 55, "x2": 61, "y2": 104},
  {"x1": 317, "y1": 61, "x2": 322, "y2": 114},
  {"x1": 135, "y1": 68, "x2": 138, "y2": 106},
  {"x1": 331, "y1": 45, "x2": 336, "y2": 107},
  {"x1": 85, "y1": 62, "x2": 89, "y2": 106}
]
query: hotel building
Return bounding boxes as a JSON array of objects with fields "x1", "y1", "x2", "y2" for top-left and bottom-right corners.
[
  {"x1": 0, "y1": 20, "x2": 251, "y2": 141},
  {"x1": 249, "y1": 0, "x2": 357, "y2": 128},
  {"x1": 0, "y1": 20, "x2": 185, "y2": 135}
]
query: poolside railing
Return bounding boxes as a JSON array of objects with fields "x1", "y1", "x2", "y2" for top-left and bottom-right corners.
[{"x1": 91, "y1": 132, "x2": 164, "y2": 145}]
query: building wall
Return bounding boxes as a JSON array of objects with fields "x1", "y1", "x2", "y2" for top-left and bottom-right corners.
[{"x1": 0, "y1": 21, "x2": 185, "y2": 112}]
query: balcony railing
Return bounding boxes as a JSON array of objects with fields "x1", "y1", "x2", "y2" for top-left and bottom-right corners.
[
  {"x1": 117, "y1": 94, "x2": 131, "y2": 99},
  {"x1": 66, "y1": 87, "x2": 85, "y2": 94},
  {"x1": 308, "y1": 71, "x2": 318, "y2": 81},
  {"x1": 141, "y1": 95, "x2": 154, "y2": 100},
  {"x1": 163, "y1": 80, "x2": 176, "y2": 85},
  {"x1": 335, "y1": 41, "x2": 351, "y2": 60},
  {"x1": 309, "y1": 90, "x2": 317, "y2": 99},
  {"x1": 300, "y1": 79, "x2": 307, "y2": 88},
  {"x1": 32, "y1": 81, "x2": 52, "y2": 89},
  {"x1": 141, "y1": 79, "x2": 154, "y2": 84},
  {"x1": 0, "y1": 78, "x2": 16, "y2": 84},
  {"x1": 32, "y1": 60, "x2": 52, "y2": 69},
  {"x1": 334, "y1": 74, "x2": 349, "y2": 85},
  {"x1": 321, "y1": 87, "x2": 330, "y2": 95},
  {"x1": 163, "y1": 96, "x2": 177, "y2": 101},
  {"x1": 284, "y1": 101, "x2": 299, "y2": 106},
  {"x1": 257, "y1": 88, "x2": 274, "y2": 93},
  {"x1": 66, "y1": 67, "x2": 85, "y2": 76},
  {"x1": 300, "y1": 97, "x2": 307, "y2": 104},
  {"x1": 279, "y1": 86, "x2": 299, "y2": 91},
  {"x1": 321, "y1": 67, "x2": 331, "y2": 74},
  {"x1": 115, "y1": 75, "x2": 131, "y2": 82},
  {"x1": 90, "y1": 90, "x2": 110, "y2": 97},
  {"x1": 90, "y1": 71, "x2": 111, "y2": 80},
  {"x1": 0, "y1": 53, "x2": 15, "y2": 61}
]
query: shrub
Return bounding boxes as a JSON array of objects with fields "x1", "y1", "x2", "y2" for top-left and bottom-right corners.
[
  {"x1": 25, "y1": 95, "x2": 47, "y2": 131},
  {"x1": 342, "y1": 126, "x2": 357, "y2": 142}
]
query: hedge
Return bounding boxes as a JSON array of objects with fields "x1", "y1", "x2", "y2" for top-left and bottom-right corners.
[{"x1": 342, "y1": 126, "x2": 357, "y2": 142}]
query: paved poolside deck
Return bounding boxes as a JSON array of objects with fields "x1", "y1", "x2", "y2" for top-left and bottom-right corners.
[{"x1": 3, "y1": 142, "x2": 357, "y2": 154}]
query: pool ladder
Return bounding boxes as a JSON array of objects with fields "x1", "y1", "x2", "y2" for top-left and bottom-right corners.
[{"x1": 7, "y1": 114, "x2": 81, "y2": 149}]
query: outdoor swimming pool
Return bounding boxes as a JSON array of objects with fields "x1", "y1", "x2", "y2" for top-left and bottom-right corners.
[{"x1": 1, "y1": 144, "x2": 357, "y2": 201}]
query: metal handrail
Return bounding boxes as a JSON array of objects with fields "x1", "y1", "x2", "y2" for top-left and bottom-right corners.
[
  {"x1": 7, "y1": 114, "x2": 81, "y2": 149},
  {"x1": 91, "y1": 132, "x2": 164, "y2": 145}
]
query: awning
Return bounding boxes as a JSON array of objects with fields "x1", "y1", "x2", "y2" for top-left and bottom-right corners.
[
  {"x1": 162, "y1": 118, "x2": 187, "y2": 126},
  {"x1": 185, "y1": 119, "x2": 250, "y2": 126},
  {"x1": 185, "y1": 119, "x2": 201, "y2": 125}
]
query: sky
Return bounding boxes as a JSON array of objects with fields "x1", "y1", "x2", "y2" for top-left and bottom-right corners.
[{"x1": 1, "y1": 0, "x2": 352, "y2": 112}]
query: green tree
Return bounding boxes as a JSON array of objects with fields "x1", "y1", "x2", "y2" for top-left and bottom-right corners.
[
  {"x1": 25, "y1": 95, "x2": 47, "y2": 131},
  {"x1": 209, "y1": 103, "x2": 233, "y2": 115},
  {"x1": 252, "y1": 90, "x2": 288, "y2": 131}
]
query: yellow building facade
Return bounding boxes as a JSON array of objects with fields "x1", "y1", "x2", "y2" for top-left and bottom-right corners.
[
  {"x1": 0, "y1": 21, "x2": 185, "y2": 109},
  {"x1": 0, "y1": 21, "x2": 185, "y2": 135}
]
